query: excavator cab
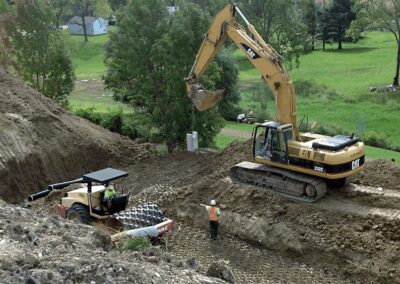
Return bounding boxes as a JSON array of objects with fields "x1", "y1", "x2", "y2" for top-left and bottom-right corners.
[{"x1": 253, "y1": 122, "x2": 293, "y2": 164}]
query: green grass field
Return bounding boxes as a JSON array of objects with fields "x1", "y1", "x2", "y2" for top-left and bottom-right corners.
[
  {"x1": 234, "y1": 32, "x2": 400, "y2": 147},
  {"x1": 68, "y1": 80, "x2": 134, "y2": 113},
  {"x1": 215, "y1": 133, "x2": 246, "y2": 149},
  {"x1": 63, "y1": 30, "x2": 109, "y2": 79},
  {"x1": 365, "y1": 145, "x2": 400, "y2": 163}
]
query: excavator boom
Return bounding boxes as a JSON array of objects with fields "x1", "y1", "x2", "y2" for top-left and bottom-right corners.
[{"x1": 185, "y1": 4, "x2": 297, "y2": 137}]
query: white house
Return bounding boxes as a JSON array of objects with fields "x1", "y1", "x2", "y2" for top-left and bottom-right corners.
[
  {"x1": 166, "y1": 5, "x2": 179, "y2": 14},
  {"x1": 68, "y1": 16, "x2": 108, "y2": 36}
]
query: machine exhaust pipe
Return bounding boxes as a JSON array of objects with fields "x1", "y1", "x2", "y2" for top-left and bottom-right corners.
[
  {"x1": 27, "y1": 177, "x2": 84, "y2": 202},
  {"x1": 27, "y1": 189, "x2": 52, "y2": 202},
  {"x1": 47, "y1": 177, "x2": 84, "y2": 190},
  {"x1": 187, "y1": 83, "x2": 225, "y2": 111}
]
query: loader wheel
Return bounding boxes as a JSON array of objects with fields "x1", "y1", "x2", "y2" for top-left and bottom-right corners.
[
  {"x1": 67, "y1": 204, "x2": 93, "y2": 225},
  {"x1": 305, "y1": 184, "x2": 317, "y2": 198}
]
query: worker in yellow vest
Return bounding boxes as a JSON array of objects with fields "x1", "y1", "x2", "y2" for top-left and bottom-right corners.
[
  {"x1": 103, "y1": 184, "x2": 117, "y2": 210},
  {"x1": 104, "y1": 184, "x2": 117, "y2": 199},
  {"x1": 201, "y1": 199, "x2": 221, "y2": 240}
]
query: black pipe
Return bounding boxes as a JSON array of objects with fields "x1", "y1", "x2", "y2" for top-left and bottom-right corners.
[
  {"x1": 48, "y1": 177, "x2": 84, "y2": 190},
  {"x1": 27, "y1": 177, "x2": 85, "y2": 202},
  {"x1": 27, "y1": 189, "x2": 51, "y2": 202}
]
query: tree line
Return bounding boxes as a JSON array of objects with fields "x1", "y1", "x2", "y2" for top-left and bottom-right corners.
[{"x1": 1, "y1": 0, "x2": 399, "y2": 152}]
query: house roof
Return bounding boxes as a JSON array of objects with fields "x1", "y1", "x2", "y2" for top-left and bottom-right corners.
[{"x1": 68, "y1": 16, "x2": 105, "y2": 25}]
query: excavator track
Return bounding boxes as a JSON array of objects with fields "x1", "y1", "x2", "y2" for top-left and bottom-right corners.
[{"x1": 230, "y1": 161, "x2": 327, "y2": 202}]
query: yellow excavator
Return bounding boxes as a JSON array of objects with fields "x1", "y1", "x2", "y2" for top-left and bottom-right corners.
[{"x1": 185, "y1": 4, "x2": 365, "y2": 202}]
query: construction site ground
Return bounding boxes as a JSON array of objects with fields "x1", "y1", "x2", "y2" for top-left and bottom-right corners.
[
  {"x1": 1, "y1": 69, "x2": 400, "y2": 283},
  {"x1": 117, "y1": 150, "x2": 400, "y2": 284}
]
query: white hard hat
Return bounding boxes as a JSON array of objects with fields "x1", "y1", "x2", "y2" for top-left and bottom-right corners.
[
  {"x1": 106, "y1": 184, "x2": 114, "y2": 190},
  {"x1": 210, "y1": 199, "x2": 216, "y2": 206}
]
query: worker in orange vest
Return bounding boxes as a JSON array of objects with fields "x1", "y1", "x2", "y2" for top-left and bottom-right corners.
[{"x1": 200, "y1": 199, "x2": 221, "y2": 240}]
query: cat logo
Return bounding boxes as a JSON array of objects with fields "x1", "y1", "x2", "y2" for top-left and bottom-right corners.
[
  {"x1": 240, "y1": 43, "x2": 260, "y2": 60},
  {"x1": 246, "y1": 48, "x2": 256, "y2": 59},
  {"x1": 302, "y1": 149, "x2": 311, "y2": 159}
]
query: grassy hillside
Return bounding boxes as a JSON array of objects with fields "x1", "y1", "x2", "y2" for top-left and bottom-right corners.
[
  {"x1": 235, "y1": 32, "x2": 400, "y2": 147},
  {"x1": 63, "y1": 29, "x2": 135, "y2": 113},
  {"x1": 68, "y1": 80, "x2": 134, "y2": 113},
  {"x1": 63, "y1": 30, "x2": 109, "y2": 79}
]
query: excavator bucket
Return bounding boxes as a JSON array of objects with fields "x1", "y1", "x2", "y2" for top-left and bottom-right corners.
[{"x1": 187, "y1": 84, "x2": 225, "y2": 111}]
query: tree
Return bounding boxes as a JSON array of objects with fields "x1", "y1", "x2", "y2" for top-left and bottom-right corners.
[
  {"x1": 210, "y1": 49, "x2": 241, "y2": 121},
  {"x1": 94, "y1": 0, "x2": 111, "y2": 18},
  {"x1": 185, "y1": 0, "x2": 229, "y2": 15},
  {"x1": 105, "y1": 0, "x2": 227, "y2": 151},
  {"x1": 44, "y1": 40, "x2": 75, "y2": 104},
  {"x1": 45, "y1": 0, "x2": 71, "y2": 28},
  {"x1": 303, "y1": 0, "x2": 317, "y2": 51},
  {"x1": 351, "y1": 0, "x2": 400, "y2": 85},
  {"x1": 72, "y1": 0, "x2": 95, "y2": 42},
  {"x1": 326, "y1": 0, "x2": 355, "y2": 49},
  {"x1": 237, "y1": 0, "x2": 309, "y2": 64},
  {"x1": 108, "y1": 0, "x2": 126, "y2": 11},
  {"x1": 7, "y1": 0, "x2": 75, "y2": 105},
  {"x1": 317, "y1": 1, "x2": 329, "y2": 50}
]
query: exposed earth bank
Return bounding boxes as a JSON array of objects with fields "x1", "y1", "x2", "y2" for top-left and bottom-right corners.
[{"x1": 0, "y1": 69, "x2": 157, "y2": 203}]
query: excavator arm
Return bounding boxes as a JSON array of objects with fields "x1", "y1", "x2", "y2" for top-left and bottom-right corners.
[{"x1": 185, "y1": 4, "x2": 297, "y2": 137}]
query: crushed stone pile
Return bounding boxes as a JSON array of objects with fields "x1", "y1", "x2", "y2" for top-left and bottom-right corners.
[
  {"x1": 0, "y1": 199, "x2": 230, "y2": 284},
  {"x1": 0, "y1": 69, "x2": 157, "y2": 203}
]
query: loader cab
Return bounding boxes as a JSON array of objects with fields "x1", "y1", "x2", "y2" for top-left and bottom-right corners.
[{"x1": 253, "y1": 121, "x2": 293, "y2": 163}]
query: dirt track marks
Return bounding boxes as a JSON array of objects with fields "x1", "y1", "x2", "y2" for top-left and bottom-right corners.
[{"x1": 167, "y1": 222, "x2": 349, "y2": 284}]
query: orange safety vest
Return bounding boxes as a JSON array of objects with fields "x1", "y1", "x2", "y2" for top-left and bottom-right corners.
[{"x1": 208, "y1": 206, "x2": 220, "y2": 221}]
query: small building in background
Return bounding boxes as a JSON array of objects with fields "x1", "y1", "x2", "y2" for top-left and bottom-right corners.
[
  {"x1": 68, "y1": 16, "x2": 108, "y2": 35},
  {"x1": 166, "y1": 5, "x2": 179, "y2": 14}
]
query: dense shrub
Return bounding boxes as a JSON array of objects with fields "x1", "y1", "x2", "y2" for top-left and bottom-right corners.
[
  {"x1": 222, "y1": 104, "x2": 244, "y2": 121},
  {"x1": 298, "y1": 119, "x2": 348, "y2": 136},
  {"x1": 101, "y1": 108, "x2": 123, "y2": 133},
  {"x1": 72, "y1": 107, "x2": 153, "y2": 140},
  {"x1": 253, "y1": 107, "x2": 270, "y2": 123},
  {"x1": 362, "y1": 131, "x2": 389, "y2": 148},
  {"x1": 73, "y1": 107, "x2": 102, "y2": 124},
  {"x1": 294, "y1": 80, "x2": 337, "y2": 99},
  {"x1": 298, "y1": 121, "x2": 397, "y2": 151}
]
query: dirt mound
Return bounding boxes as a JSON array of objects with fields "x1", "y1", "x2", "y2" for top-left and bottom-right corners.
[
  {"x1": 217, "y1": 140, "x2": 253, "y2": 170},
  {"x1": 352, "y1": 159, "x2": 400, "y2": 190},
  {"x1": 0, "y1": 69, "x2": 156, "y2": 203},
  {"x1": 0, "y1": 200, "x2": 228, "y2": 283}
]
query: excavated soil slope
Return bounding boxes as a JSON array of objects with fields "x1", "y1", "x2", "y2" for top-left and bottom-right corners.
[{"x1": 0, "y1": 69, "x2": 156, "y2": 203}]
